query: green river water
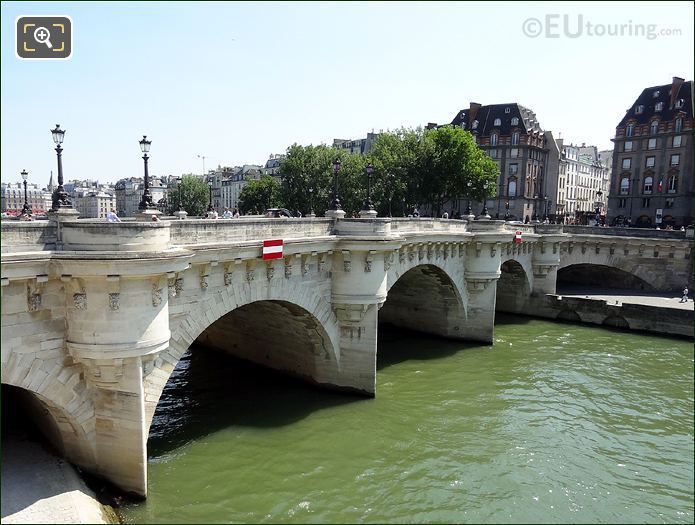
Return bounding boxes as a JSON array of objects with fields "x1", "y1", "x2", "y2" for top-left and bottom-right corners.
[{"x1": 120, "y1": 316, "x2": 694, "y2": 523}]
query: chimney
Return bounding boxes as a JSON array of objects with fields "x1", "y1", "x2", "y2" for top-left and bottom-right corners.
[
  {"x1": 670, "y1": 76, "x2": 685, "y2": 107},
  {"x1": 468, "y1": 102, "x2": 482, "y2": 124}
]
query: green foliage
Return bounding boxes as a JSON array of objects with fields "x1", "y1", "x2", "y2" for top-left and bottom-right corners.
[
  {"x1": 273, "y1": 126, "x2": 500, "y2": 217},
  {"x1": 167, "y1": 175, "x2": 209, "y2": 216},
  {"x1": 238, "y1": 175, "x2": 283, "y2": 214}
]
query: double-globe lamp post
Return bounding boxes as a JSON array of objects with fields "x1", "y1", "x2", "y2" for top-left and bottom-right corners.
[
  {"x1": 331, "y1": 158, "x2": 342, "y2": 211},
  {"x1": 50, "y1": 124, "x2": 71, "y2": 211},
  {"x1": 363, "y1": 163, "x2": 374, "y2": 211},
  {"x1": 21, "y1": 169, "x2": 30, "y2": 215},
  {"x1": 138, "y1": 136, "x2": 155, "y2": 211},
  {"x1": 207, "y1": 181, "x2": 214, "y2": 213}
]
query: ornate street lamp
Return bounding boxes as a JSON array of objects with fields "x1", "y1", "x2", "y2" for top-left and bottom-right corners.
[
  {"x1": 207, "y1": 180, "x2": 214, "y2": 212},
  {"x1": 178, "y1": 182, "x2": 184, "y2": 212},
  {"x1": 479, "y1": 182, "x2": 490, "y2": 217},
  {"x1": 331, "y1": 158, "x2": 342, "y2": 211},
  {"x1": 465, "y1": 181, "x2": 473, "y2": 216},
  {"x1": 363, "y1": 163, "x2": 374, "y2": 211},
  {"x1": 21, "y1": 170, "x2": 31, "y2": 215},
  {"x1": 138, "y1": 135, "x2": 154, "y2": 210},
  {"x1": 50, "y1": 124, "x2": 71, "y2": 210},
  {"x1": 308, "y1": 187, "x2": 314, "y2": 216}
]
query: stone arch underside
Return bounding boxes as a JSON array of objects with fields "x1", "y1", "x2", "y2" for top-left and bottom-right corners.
[
  {"x1": 496, "y1": 259, "x2": 531, "y2": 313},
  {"x1": 0, "y1": 381, "x2": 95, "y2": 471},
  {"x1": 145, "y1": 281, "x2": 341, "y2": 431},
  {"x1": 557, "y1": 264, "x2": 656, "y2": 292},
  {"x1": 380, "y1": 264, "x2": 467, "y2": 339}
]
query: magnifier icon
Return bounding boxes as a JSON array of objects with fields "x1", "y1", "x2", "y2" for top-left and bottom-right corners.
[{"x1": 33, "y1": 26, "x2": 53, "y2": 49}]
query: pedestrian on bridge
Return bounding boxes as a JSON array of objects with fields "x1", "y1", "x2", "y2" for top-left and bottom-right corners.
[{"x1": 681, "y1": 287, "x2": 689, "y2": 303}]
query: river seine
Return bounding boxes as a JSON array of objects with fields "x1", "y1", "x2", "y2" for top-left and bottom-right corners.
[{"x1": 120, "y1": 316, "x2": 693, "y2": 523}]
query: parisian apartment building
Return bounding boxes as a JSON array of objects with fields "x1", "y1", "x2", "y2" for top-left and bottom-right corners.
[
  {"x1": 607, "y1": 76, "x2": 693, "y2": 228},
  {"x1": 333, "y1": 131, "x2": 381, "y2": 155},
  {"x1": 446, "y1": 102, "x2": 550, "y2": 221},
  {"x1": 0, "y1": 181, "x2": 52, "y2": 214}
]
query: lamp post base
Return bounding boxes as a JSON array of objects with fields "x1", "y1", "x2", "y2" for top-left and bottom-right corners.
[
  {"x1": 325, "y1": 209, "x2": 346, "y2": 220},
  {"x1": 135, "y1": 209, "x2": 162, "y2": 221},
  {"x1": 173, "y1": 210, "x2": 188, "y2": 220},
  {"x1": 359, "y1": 209, "x2": 378, "y2": 219},
  {"x1": 48, "y1": 207, "x2": 80, "y2": 222}
]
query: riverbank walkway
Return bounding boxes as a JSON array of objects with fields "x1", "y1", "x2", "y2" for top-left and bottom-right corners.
[{"x1": 556, "y1": 286, "x2": 695, "y2": 311}]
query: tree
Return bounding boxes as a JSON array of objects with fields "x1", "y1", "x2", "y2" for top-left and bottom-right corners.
[
  {"x1": 167, "y1": 176, "x2": 209, "y2": 216},
  {"x1": 238, "y1": 175, "x2": 283, "y2": 214}
]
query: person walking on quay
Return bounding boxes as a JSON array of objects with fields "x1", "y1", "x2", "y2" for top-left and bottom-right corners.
[{"x1": 681, "y1": 286, "x2": 689, "y2": 303}]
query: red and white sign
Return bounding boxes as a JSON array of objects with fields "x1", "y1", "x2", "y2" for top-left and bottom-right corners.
[
  {"x1": 514, "y1": 231, "x2": 522, "y2": 244},
  {"x1": 262, "y1": 239, "x2": 283, "y2": 260}
]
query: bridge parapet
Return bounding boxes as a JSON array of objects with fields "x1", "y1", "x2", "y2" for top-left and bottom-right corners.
[
  {"x1": 1, "y1": 221, "x2": 57, "y2": 253},
  {"x1": 563, "y1": 225, "x2": 686, "y2": 239}
]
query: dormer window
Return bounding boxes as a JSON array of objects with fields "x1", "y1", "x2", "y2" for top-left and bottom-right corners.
[
  {"x1": 493, "y1": 118, "x2": 501, "y2": 126},
  {"x1": 505, "y1": 107, "x2": 510, "y2": 114},
  {"x1": 655, "y1": 102, "x2": 663, "y2": 111},
  {"x1": 650, "y1": 121, "x2": 659, "y2": 135},
  {"x1": 511, "y1": 132, "x2": 520, "y2": 146},
  {"x1": 511, "y1": 117, "x2": 519, "y2": 126},
  {"x1": 626, "y1": 123, "x2": 635, "y2": 137},
  {"x1": 653, "y1": 90, "x2": 660, "y2": 98},
  {"x1": 675, "y1": 117, "x2": 683, "y2": 132},
  {"x1": 490, "y1": 133, "x2": 498, "y2": 147},
  {"x1": 675, "y1": 99, "x2": 684, "y2": 109},
  {"x1": 635, "y1": 105, "x2": 644, "y2": 114},
  {"x1": 471, "y1": 120, "x2": 479, "y2": 130}
]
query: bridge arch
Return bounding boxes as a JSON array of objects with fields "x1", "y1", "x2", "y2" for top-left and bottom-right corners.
[
  {"x1": 0, "y1": 378, "x2": 95, "y2": 471},
  {"x1": 145, "y1": 279, "x2": 341, "y2": 430},
  {"x1": 496, "y1": 259, "x2": 531, "y2": 313},
  {"x1": 380, "y1": 263, "x2": 467, "y2": 339},
  {"x1": 557, "y1": 263, "x2": 656, "y2": 292}
]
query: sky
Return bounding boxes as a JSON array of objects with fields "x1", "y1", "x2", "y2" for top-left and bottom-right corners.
[{"x1": 1, "y1": 1, "x2": 693, "y2": 187}]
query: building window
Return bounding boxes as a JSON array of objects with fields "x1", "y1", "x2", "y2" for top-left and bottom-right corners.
[
  {"x1": 490, "y1": 133, "x2": 498, "y2": 146},
  {"x1": 665, "y1": 198, "x2": 674, "y2": 208},
  {"x1": 642, "y1": 198, "x2": 650, "y2": 208},
  {"x1": 675, "y1": 99, "x2": 684, "y2": 109},
  {"x1": 620, "y1": 177, "x2": 630, "y2": 194},
  {"x1": 512, "y1": 132, "x2": 520, "y2": 145},
  {"x1": 675, "y1": 117, "x2": 683, "y2": 132},
  {"x1": 673, "y1": 135, "x2": 682, "y2": 147},
  {"x1": 655, "y1": 102, "x2": 663, "y2": 111},
  {"x1": 509, "y1": 163, "x2": 519, "y2": 175},
  {"x1": 511, "y1": 117, "x2": 519, "y2": 126},
  {"x1": 493, "y1": 118, "x2": 501, "y2": 126},
  {"x1": 510, "y1": 148, "x2": 518, "y2": 158},
  {"x1": 505, "y1": 107, "x2": 510, "y2": 114},
  {"x1": 507, "y1": 178, "x2": 517, "y2": 197},
  {"x1": 668, "y1": 175, "x2": 678, "y2": 193},
  {"x1": 619, "y1": 198, "x2": 626, "y2": 208},
  {"x1": 622, "y1": 158, "x2": 631, "y2": 169},
  {"x1": 635, "y1": 105, "x2": 644, "y2": 114},
  {"x1": 643, "y1": 175, "x2": 653, "y2": 193},
  {"x1": 624, "y1": 141, "x2": 633, "y2": 152},
  {"x1": 645, "y1": 156, "x2": 655, "y2": 168},
  {"x1": 626, "y1": 123, "x2": 635, "y2": 137},
  {"x1": 650, "y1": 121, "x2": 659, "y2": 135},
  {"x1": 653, "y1": 90, "x2": 660, "y2": 98},
  {"x1": 647, "y1": 138, "x2": 657, "y2": 150},
  {"x1": 670, "y1": 154, "x2": 680, "y2": 166},
  {"x1": 471, "y1": 120, "x2": 478, "y2": 130}
]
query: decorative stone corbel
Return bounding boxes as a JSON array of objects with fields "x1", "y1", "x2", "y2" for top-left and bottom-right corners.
[
  {"x1": 342, "y1": 250, "x2": 351, "y2": 273},
  {"x1": 418, "y1": 244, "x2": 425, "y2": 261},
  {"x1": 623, "y1": 246, "x2": 629, "y2": 256},
  {"x1": 107, "y1": 274, "x2": 121, "y2": 310},
  {"x1": 568, "y1": 242, "x2": 574, "y2": 254},
  {"x1": 266, "y1": 260, "x2": 275, "y2": 280},
  {"x1": 653, "y1": 245, "x2": 659, "y2": 258},
  {"x1": 27, "y1": 274, "x2": 48, "y2": 312},
  {"x1": 333, "y1": 303, "x2": 370, "y2": 324},
  {"x1": 408, "y1": 246, "x2": 415, "y2": 262},
  {"x1": 365, "y1": 251, "x2": 375, "y2": 273},
  {"x1": 384, "y1": 250, "x2": 395, "y2": 271},
  {"x1": 458, "y1": 243, "x2": 465, "y2": 258},
  {"x1": 581, "y1": 243, "x2": 587, "y2": 254},
  {"x1": 198, "y1": 263, "x2": 211, "y2": 290},
  {"x1": 490, "y1": 242, "x2": 500, "y2": 258},
  {"x1": 465, "y1": 277, "x2": 495, "y2": 292},
  {"x1": 62, "y1": 275, "x2": 87, "y2": 310},
  {"x1": 284, "y1": 256, "x2": 292, "y2": 279},
  {"x1": 442, "y1": 243, "x2": 449, "y2": 260},
  {"x1": 609, "y1": 243, "x2": 616, "y2": 255},
  {"x1": 246, "y1": 260, "x2": 256, "y2": 282},
  {"x1": 300, "y1": 253, "x2": 310, "y2": 276},
  {"x1": 668, "y1": 246, "x2": 675, "y2": 259},
  {"x1": 427, "y1": 243, "x2": 434, "y2": 260},
  {"x1": 595, "y1": 243, "x2": 600, "y2": 254},
  {"x1": 152, "y1": 276, "x2": 165, "y2": 307},
  {"x1": 638, "y1": 244, "x2": 645, "y2": 256},
  {"x1": 318, "y1": 253, "x2": 327, "y2": 273}
]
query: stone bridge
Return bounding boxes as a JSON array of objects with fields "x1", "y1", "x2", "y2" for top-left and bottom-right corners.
[{"x1": 1, "y1": 216, "x2": 691, "y2": 497}]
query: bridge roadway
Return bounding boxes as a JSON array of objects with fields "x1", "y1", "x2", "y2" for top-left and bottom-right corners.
[{"x1": 1, "y1": 214, "x2": 691, "y2": 497}]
